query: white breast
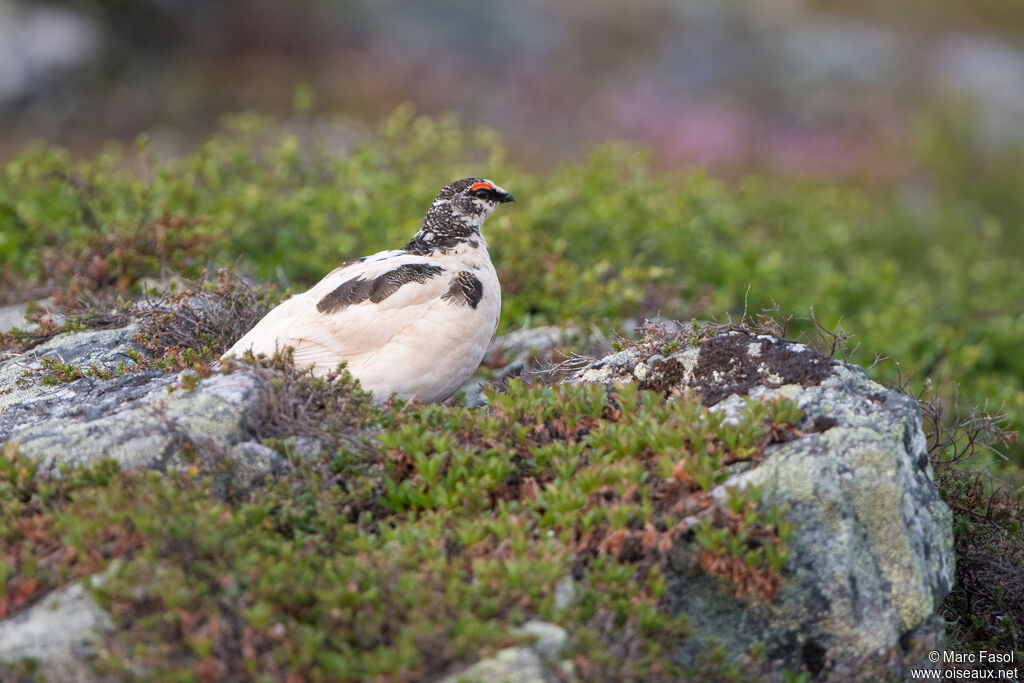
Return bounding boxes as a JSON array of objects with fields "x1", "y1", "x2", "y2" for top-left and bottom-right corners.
[{"x1": 224, "y1": 244, "x2": 501, "y2": 403}]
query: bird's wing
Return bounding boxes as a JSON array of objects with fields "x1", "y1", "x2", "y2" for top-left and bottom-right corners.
[{"x1": 225, "y1": 249, "x2": 456, "y2": 367}]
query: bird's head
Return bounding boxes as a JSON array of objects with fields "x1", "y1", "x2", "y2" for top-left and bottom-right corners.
[
  {"x1": 411, "y1": 178, "x2": 515, "y2": 251},
  {"x1": 438, "y1": 178, "x2": 515, "y2": 221}
]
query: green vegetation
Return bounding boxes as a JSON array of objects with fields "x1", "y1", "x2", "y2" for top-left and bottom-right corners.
[
  {"x1": 0, "y1": 369, "x2": 801, "y2": 680},
  {"x1": 2, "y1": 106, "x2": 1020, "y2": 475},
  {"x1": 1, "y1": 106, "x2": 1022, "y2": 674}
]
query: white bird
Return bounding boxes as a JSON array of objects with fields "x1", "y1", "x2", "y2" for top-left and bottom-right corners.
[{"x1": 224, "y1": 178, "x2": 515, "y2": 403}]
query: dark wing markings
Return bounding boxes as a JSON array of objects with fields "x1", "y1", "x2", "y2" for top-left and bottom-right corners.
[
  {"x1": 441, "y1": 271, "x2": 484, "y2": 309},
  {"x1": 316, "y1": 263, "x2": 446, "y2": 314}
]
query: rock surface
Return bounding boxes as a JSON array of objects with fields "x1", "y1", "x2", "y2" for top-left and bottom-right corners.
[
  {"x1": 0, "y1": 326, "x2": 288, "y2": 493},
  {"x1": 0, "y1": 326, "x2": 955, "y2": 679},
  {"x1": 0, "y1": 325, "x2": 577, "y2": 473},
  {"x1": 0, "y1": 324, "x2": 583, "y2": 488},
  {"x1": 0, "y1": 326, "x2": 144, "y2": 414},
  {"x1": 0, "y1": 302, "x2": 31, "y2": 333},
  {"x1": 442, "y1": 621, "x2": 571, "y2": 683},
  {"x1": 569, "y1": 332, "x2": 953, "y2": 678},
  {"x1": 0, "y1": 580, "x2": 112, "y2": 683}
]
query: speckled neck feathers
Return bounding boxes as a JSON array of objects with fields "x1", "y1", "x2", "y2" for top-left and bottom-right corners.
[{"x1": 404, "y1": 178, "x2": 490, "y2": 255}]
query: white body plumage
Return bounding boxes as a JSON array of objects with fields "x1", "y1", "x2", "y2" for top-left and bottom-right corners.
[{"x1": 224, "y1": 178, "x2": 513, "y2": 403}]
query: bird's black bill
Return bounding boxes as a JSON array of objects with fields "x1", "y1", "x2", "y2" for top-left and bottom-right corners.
[{"x1": 499, "y1": 192, "x2": 516, "y2": 203}]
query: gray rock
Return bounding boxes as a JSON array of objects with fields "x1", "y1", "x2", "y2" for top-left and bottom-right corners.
[
  {"x1": 486, "y1": 326, "x2": 576, "y2": 379},
  {"x1": 3, "y1": 368, "x2": 261, "y2": 473},
  {"x1": 0, "y1": 326, "x2": 291, "y2": 501},
  {"x1": 0, "y1": 326, "x2": 145, "y2": 415},
  {"x1": 511, "y1": 621, "x2": 569, "y2": 661},
  {"x1": 771, "y1": 20, "x2": 904, "y2": 93},
  {"x1": 222, "y1": 440, "x2": 291, "y2": 495},
  {"x1": 0, "y1": 580, "x2": 111, "y2": 682},
  {"x1": 22, "y1": 326, "x2": 137, "y2": 370},
  {"x1": 285, "y1": 435, "x2": 326, "y2": 462},
  {"x1": 442, "y1": 647, "x2": 550, "y2": 683},
  {"x1": 443, "y1": 621, "x2": 572, "y2": 683},
  {"x1": 553, "y1": 577, "x2": 576, "y2": 613},
  {"x1": 568, "y1": 331, "x2": 954, "y2": 678},
  {"x1": 930, "y1": 36, "x2": 1024, "y2": 147}
]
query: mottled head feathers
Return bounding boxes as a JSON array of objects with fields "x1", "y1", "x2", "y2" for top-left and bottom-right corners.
[
  {"x1": 431, "y1": 178, "x2": 515, "y2": 206},
  {"x1": 406, "y1": 178, "x2": 515, "y2": 255}
]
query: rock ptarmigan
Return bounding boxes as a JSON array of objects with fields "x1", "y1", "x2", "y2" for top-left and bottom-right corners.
[{"x1": 223, "y1": 178, "x2": 514, "y2": 402}]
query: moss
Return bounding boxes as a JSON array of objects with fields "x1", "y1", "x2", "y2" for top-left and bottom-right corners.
[{"x1": 691, "y1": 335, "x2": 837, "y2": 408}]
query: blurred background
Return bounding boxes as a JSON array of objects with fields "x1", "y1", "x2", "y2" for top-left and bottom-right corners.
[
  {"x1": 3, "y1": 0, "x2": 1024, "y2": 174},
  {"x1": 2, "y1": 0, "x2": 1023, "y2": 477}
]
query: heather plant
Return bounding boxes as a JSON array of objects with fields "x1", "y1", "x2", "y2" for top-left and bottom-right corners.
[
  {"x1": 1, "y1": 105, "x2": 1022, "y2": 676},
  {"x1": 2, "y1": 107, "x2": 1020, "y2": 472},
  {"x1": 0, "y1": 375, "x2": 801, "y2": 680}
]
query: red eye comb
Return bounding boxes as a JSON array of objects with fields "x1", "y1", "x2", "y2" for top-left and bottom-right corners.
[{"x1": 470, "y1": 182, "x2": 494, "y2": 192}]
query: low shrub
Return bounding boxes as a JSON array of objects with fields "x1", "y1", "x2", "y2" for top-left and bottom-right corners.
[{"x1": 0, "y1": 375, "x2": 801, "y2": 680}]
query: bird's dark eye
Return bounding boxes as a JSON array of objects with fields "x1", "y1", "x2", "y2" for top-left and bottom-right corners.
[{"x1": 473, "y1": 189, "x2": 490, "y2": 199}]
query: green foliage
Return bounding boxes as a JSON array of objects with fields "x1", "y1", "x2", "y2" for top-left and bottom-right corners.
[
  {"x1": 2, "y1": 103, "x2": 1023, "y2": 672},
  {"x1": 0, "y1": 107, "x2": 505, "y2": 293},
  {"x1": 38, "y1": 356, "x2": 87, "y2": 384},
  {"x1": 0, "y1": 380, "x2": 800, "y2": 680},
  {"x1": 2, "y1": 106, "x2": 1020, "y2": 469}
]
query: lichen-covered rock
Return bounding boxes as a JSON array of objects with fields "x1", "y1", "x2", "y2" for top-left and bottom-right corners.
[
  {"x1": 2, "y1": 365, "x2": 258, "y2": 471},
  {"x1": 0, "y1": 579, "x2": 112, "y2": 682},
  {"x1": 0, "y1": 326, "x2": 145, "y2": 413},
  {"x1": 0, "y1": 324, "x2": 587, "y2": 476},
  {"x1": 0, "y1": 327, "x2": 288, "y2": 495},
  {"x1": 512, "y1": 620, "x2": 570, "y2": 661},
  {"x1": 0, "y1": 324, "x2": 955, "y2": 679},
  {"x1": 443, "y1": 621, "x2": 572, "y2": 683},
  {"x1": 569, "y1": 332, "x2": 954, "y2": 678},
  {"x1": 483, "y1": 326, "x2": 576, "y2": 380},
  {"x1": 443, "y1": 647, "x2": 549, "y2": 683}
]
